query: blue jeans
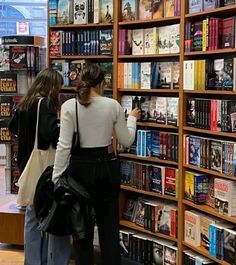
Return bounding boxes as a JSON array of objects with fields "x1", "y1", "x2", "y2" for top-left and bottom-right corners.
[{"x1": 24, "y1": 205, "x2": 71, "y2": 265}]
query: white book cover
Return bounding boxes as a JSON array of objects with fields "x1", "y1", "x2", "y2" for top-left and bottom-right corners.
[
  {"x1": 74, "y1": 0, "x2": 88, "y2": 24},
  {"x1": 156, "y1": 97, "x2": 167, "y2": 124},
  {"x1": 140, "y1": 62, "x2": 151, "y2": 89},
  {"x1": 159, "y1": 62, "x2": 172, "y2": 89},
  {"x1": 138, "y1": 0, "x2": 152, "y2": 20},
  {"x1": 158, "y1": 26, "x2": 170, "y2": 54},
  {"x1": 166, "y1": 97, "x2": 179, "y2": 126},
  {"x1": 149, "y1": 96, "x2": 158, "y2": 121},
  {"x1": 184, "y1": 210, "x2": 201, "y2": 246},
  {"x1": 144, "y1": 28, "x2": 154, "y2": 55},
  {"x1": 121, "y1": 95, "x2": 133, "y2": 118},
  {"x1": 132, "y1": 29, "x2": 144, "y2": 55},
  {"x1": 127, "y1": 62, "x2": 132, "y2": 89},
  {"x1": 183, "y1": 60, "x2": 194, "y2": 90},
  {"x1": 169, "y1": 24, "x2": 180, "y2": 53},
  {"x1": 124, "y1": 62, "x2": 128, "y2": 88},
  {"x1": 214, "y1": 178, "x2": 236, "y2": 216},
  {"x1": 94, "y1": 0, "x2": 100, "y2": 23},
  {"x1": 172, "y1": 61, "x2": 179, "y2": 89}
]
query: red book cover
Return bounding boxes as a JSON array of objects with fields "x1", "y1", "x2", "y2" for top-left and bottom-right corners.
[
  {"x1": 164, "y1": 167, "x2": 176, "y2": 197},
  {"x1": 49, "y1": 31, "x2": 62, "y2": 56},
  {"x1": 11, "y1": 167, "x2": 20, "y2": 194},
  {"x1": 10, "y1": 46, "x2": 28, "y2": 70},
  {"x1": 222, "y1": 17, "x2": 235, "y2": 48},
  {"x1": 170, "y1": 208, "x2": 177, "y2": 238}
]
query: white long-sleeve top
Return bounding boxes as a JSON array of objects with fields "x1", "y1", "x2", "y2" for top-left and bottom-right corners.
[{"x1": 52, "y1": 96, "x2": 137, "y2": 183}]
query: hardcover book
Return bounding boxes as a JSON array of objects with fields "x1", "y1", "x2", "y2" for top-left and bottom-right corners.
[
  {"x1": 0, "y1": 73, "x2": 17, "y2": 93},
  {"x1": 99, "y1": 0, "x2": 113, "y2": 23},
  {"x1": 138, "y1": 0, "x2": 152, "y2": 20},
  {"x1": 121, "y1": 0, "x2": 137, "y2": 21}
]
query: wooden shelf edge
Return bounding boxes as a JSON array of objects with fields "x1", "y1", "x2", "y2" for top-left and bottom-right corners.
[
  {"x1": 183, "y1": 200, "x2": 236, "y2": 224},
  {"x1": 182, "y1": 242, "x2": 230, "y2": 265},
  {"x1": 118, "y1": 153, "x2": 178, "y2": 166},
  {"x1": 49, "y1": 23, "x2": 113, "y2": 28},
  {"x1": 50, "y1": 55, "x2": 113, "y2": 59},
  {"x1": 184, "y1": 164, "x2": 236, "y2": 181},
  {"x1": 185, "y1": 4, "x2": 236, "y2": 18},
  {"x1": 120, "y1": 220, "x2": 178, "y2": 242},
  {"x1": 183, "y1": 90, "x2": 236, "y2": 94},
  {"x1": 183, "y1": 126, "x2": 236, "y2": 138},
  {"x1": 137, "y1": 122, "x2": 178, "y2": 129},
  {"x1": 118, "y1": 88, "x2": 179, "y2": 93},
  {"x1": 185, "y1": 48, "x2": 236, "y2": 55},
  {"x1": 119, "y1": 16, "x2": 181, "y2": 26},
  {"x1": 121, "y1": 185, "x2": 178, "y2": 201},
  {"x1": 118, "y1": 53, "x2": 180, "y2": 59}
]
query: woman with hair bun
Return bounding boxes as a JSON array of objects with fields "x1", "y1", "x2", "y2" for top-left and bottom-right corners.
[{"x1": 52, "y1": 63, "x2": 141, "y2": 265}]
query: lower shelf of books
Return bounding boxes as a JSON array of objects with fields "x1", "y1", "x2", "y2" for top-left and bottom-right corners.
[
  {"x1": 183, "y1": 242, "x2": 230, "y2": 265},
  {"x1": 120, "y1": 220, "x2": 177, "y2": 242}
]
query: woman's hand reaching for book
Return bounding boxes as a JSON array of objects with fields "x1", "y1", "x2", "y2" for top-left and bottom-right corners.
[{"x1": 129, "y1": 108, "x2": 141, "y2": 120}]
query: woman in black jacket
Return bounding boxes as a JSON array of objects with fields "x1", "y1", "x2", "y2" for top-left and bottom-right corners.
[{"x1": 9, "y1": 68, "x2": 71, "y2": 265}]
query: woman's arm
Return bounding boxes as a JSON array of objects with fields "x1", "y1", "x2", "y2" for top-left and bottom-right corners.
[
  {"x1": 114, "y1": 103, "x2": 140, "y2": 147},
  {"x1": 52, "y1": 100, "x2": 75, "y2": 183}
]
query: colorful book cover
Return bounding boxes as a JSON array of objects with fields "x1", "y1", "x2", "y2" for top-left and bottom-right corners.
[
  {"x1": 100, "y1": 29, "x2": 113, "y2": 55},
  {"x1": 138, "y1": 0, "x2": 152, "y2": 20},
  {"x1": 184, "y1": 210, "x2": 201, "y2": 246},
  {"x1": 164, "y1": 0, "x2": 174, "y2": 17},
  {"x1": 0, "y1": 96, "x2": 13, "y2": 118},
  {"x1": 100, "y1": 62, "x2": 113, "y2": 90},
  {"x1": 152, "y1": 0, "x2": 164, "y2": 19},
  {"x1": 164, "y1": 167, "x2": 176, "y2": 197},
  {"x1": 99, "y1": 0, "x2": 113, "y2": 23},
  {"x1": 203, "y1": 0, "x2": 216, "y2": 10},
  {"x1": 49, "y1": 31, "x2": 62, "y2": 57},
  {"x1": 10, "y1": 46, "x2": 28, "y2": 70},
  {"x1": 163, "y1": 245, "x2": 177, "y2": 265},
  {"x1": 57, "y1": 0, "x2": 73, "y2": 24},
  {"x1": 210, "y1": 140, "x2": 222, "y2": 172},
  {"x1": 0, "y1": 118, "x2": 11, "y2": 142},
  {"x1": 188, "y1": 0, "x2": 203, "y2": 14},
  {"x1": 0, "y1": 45, "x2": 10, "y2": 71},
  {"x1": 0, "y1": 73, "x2": 17, "y2": 93},
  {"x1": 122, "y1": 0, "x2": 137, "y2": 21},
  {"x1": 189, "y1": 135, "x2": 201, "y2": 166}
]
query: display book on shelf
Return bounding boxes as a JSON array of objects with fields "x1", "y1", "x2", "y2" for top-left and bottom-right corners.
[
  {"x1": 183, "y1": 1, "x2": 236, "y2": 265},
  {"x1": 0, "y1": 35, "x2": 44, "y2": 195}
]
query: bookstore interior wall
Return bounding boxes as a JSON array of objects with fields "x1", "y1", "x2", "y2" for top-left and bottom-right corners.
[{"x1": 3, "y1": 0, "x2": 231, "y2": 264}]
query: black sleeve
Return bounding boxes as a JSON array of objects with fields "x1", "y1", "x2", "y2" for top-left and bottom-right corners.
[
  {"x1": 8, "y1": 109, "x2": 19, "y2": 135},
  {"x1": 38, "y1": 99, "x2": 60, "y2": 148}
]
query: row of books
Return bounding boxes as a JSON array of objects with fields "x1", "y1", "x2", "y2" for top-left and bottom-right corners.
[
  {"x1": 119, "y1": 130, "x2": 178, "y2": 162},
  {"x1": 49, "y1": 0, "x2": 113, "y2": 25},
  {"x1": 120, "y1": 228, "x2": 177, "y2": 264},
  {"x1": 185, "y1": 16, "x2": 236, "y2": 52},
  {"x1": 188, "y1": 0, "x2": 235, "y2": 14},
  {"x1": 185, "y1": 135, "x2": 236, "y2": 177},
  {"x1": 49, "y1": 29, "x2": 113, "y2": 56},
  {"x1": 183, "y1": 58, "x2": 235, "y2": 91},
  {"x1": 184, "y1": 210, "x2": 236, "y2": 264},
  {"x1": 117, "y1": 61, "x2": 179, "y2": 90},
  {"x1": 10, "y1": 137, "x2": 20, "y2": 194},
  {"x1": 186, "y1": 98, "x2": 236, "y2": 132},
  {"x1": 121, "y1": 0, "x2": 181, "y2": 22},
  {"x1": 120, "y1": 160, "x2": 178, "y2": 197},
  {"x1": 121, "y1": 95, "x2": 179, "y2": 125},
  {"x1": 51, "y1": 59, "x2": 112, "y2": 88},
  {"x1": 123, "y1": 196, "x2": 177, "y2": 237},
  {"x1": 118, "y1": 24, "x2": 180, "y2": 55},
  {"x1": 183, "y1": 250, "x2": 217, "y2": 265}
]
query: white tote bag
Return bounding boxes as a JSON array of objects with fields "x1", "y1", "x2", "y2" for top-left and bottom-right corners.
[{"x1": 16, "y1": 98, "x2": 56, "y2": 207}]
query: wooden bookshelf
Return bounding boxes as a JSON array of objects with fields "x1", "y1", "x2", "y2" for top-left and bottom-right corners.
[{"x1": 47, "y1": 0, "x2": 236, "y2": 264}]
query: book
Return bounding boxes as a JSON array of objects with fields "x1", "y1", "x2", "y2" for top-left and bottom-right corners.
[
  {"x1": 152, "y1": 0, "x2": 164, "y2": 19},
  {"x1": 0, "y1": 96, "x2": 13, "y2": 118},
  {"x1": 164, "y1": 0, "x2": 174, "y2": 17},
  {"x1": 73, "y1": 0, "x2": 88, "y2": 24},
  {"x1": 163, "y1": 245, "x2": 177, "y2": 265},
  {"x1": 0, "y1": 118, "x2": 11, "y2": 142},
  {"x1": 99, "y1": 0, "x2": 113, "y2": 23},
  {"x1": 0, "y1": 45, "x2": 10, "y2": 71},
  {"x1": 57, "y1": 0, "x2": 73, "y2": 24},
  {"x1": 121, "y1": 0, "x2": 137, "y2": 21},
  {"x1": 132, "y1": 29, "x2": 144, "y2": 55},
  {"x1": 0, "y1": 73, "x2": 17, "y2": 93},
  {"x1": 100, "y1": 29, "x2": 113, "y2": 55},
  {"x1": 138, "y1": 0, "x2": 152, "y2": 20},
  {"x1": 188, "y1": 0, "x2": 203, "y2": 14},
  {"x1": 10, "y1": 46, "x2": 28, "y2": 70},
  {"x1": 184, "y1": 210, "x2": 201, "y2": 246}
]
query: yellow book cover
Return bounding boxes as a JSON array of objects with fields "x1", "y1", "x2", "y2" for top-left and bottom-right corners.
[
  {"x1": 164, "y1": 0, "x2": 174, "y2": 17},
  {"x1": 194, "y1": 60, "x2": 198, "y2": 90},
  {"x1": 152, "y1": 27, "x2": 158, "y2": 54},
  {"x1": 202, "y1": 19, "x2": 207, "y2": 51},
  {"x1": 185, "y1": 171, "x2": 194, "y2": 201}
]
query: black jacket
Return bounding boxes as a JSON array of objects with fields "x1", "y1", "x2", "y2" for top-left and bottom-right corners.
[{"x1": 8, "y1": 98, "x2": 60, "y2": 172}]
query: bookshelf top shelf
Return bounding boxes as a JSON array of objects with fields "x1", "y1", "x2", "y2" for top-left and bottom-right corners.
[
  {"x1": 119, "y1": 89, "x2": 179, "y2": 93},
  {"x1": 49, "y1": 23, "x2": 113, "y2": 29},
  {"x1": 185, "y1": 4, "x2": 236, "y2": 18}
]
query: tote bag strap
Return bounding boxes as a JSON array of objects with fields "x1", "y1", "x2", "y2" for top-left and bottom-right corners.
[{"x1": 33, "y1": 98, "x2": 44, "y2": 150}]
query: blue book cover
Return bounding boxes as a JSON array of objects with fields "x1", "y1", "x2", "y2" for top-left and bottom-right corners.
[
  {"x1": 203, "y1": 0, "x2": 216, "y2": 10},
  {"x1": 151, "y1": 166, "x2": 163, "y2": 194},
  {"x1": 189, "y1": 135, "x2": 201, "y2": 166},
  {"x1": 188, "y1": 0, "x2": 203, "y2": 14},
  {"x1": 151, "y1": 62, "x2": 160, "y2": 89},
  {"x1": 151, "y1": 130, "x2": 160, "y2": 157}
]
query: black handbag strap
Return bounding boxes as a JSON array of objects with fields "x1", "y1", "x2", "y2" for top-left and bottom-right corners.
[
  {"x1": 71, "y1": 98, "x2": 80, "y2": 154},
  {"x1": 75, "y1": 98, "x2": 79, "y2": 134}
]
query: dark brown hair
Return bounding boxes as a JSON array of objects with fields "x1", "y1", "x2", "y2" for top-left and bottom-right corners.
[
  {"x1": 76, "y1": 64, "x2": 105, "y2": 106},
  {"x1": 18, "y1": 67, "x2": 63, "y2": 112}
]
